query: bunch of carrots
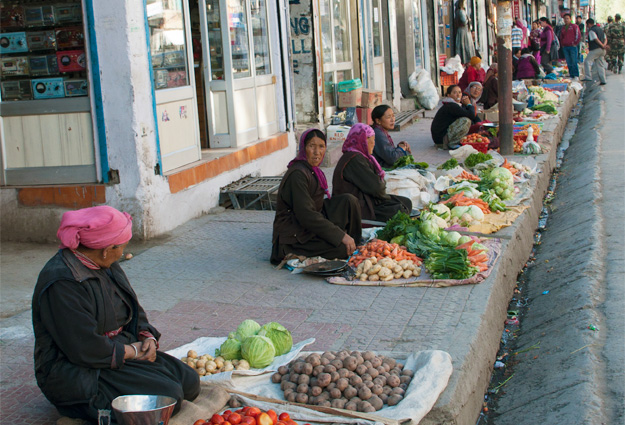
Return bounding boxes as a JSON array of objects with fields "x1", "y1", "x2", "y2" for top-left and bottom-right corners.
[
  {"x1": 456, "y1": 240, "x2": 489, "y2": 272},
  {"x1": 445, "y1": 192, "x2": 491, "y2": 215},
  {"x1": 501, "y1": 158, "x2": 519, "y2": 175},
  {"x1": 349, "y1": 239, "x2": 422, "y2": 267},
  {"x1": 456, "y1": 170, "x2": 481, "y2": 181}
]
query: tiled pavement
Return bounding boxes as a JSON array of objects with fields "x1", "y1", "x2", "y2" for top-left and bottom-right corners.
[{"x1": 0, "y1": 112, "x2": 477, "y2": 424}]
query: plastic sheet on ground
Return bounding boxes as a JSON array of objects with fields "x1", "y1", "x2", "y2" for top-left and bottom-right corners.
[
  {"x1": 327, "y1": 238, "x2": 502, "y2": 288},
  {"x1": 384, "y1": 169, "x2": 438, "y2": 209},
  {"x1": 467, "y1": 206, "x2": 529, "y2": 234},
  {"x1": 224, "y1": 350, "x2": 453, "y2": 425},
  {"x1": 166, "y1": 337, "x2": 315, "y2": 385}
]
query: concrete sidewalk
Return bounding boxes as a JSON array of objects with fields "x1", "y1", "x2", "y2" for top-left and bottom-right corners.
[{"x1": 0, "y1": 95, "x2": 578, "y2": 425}]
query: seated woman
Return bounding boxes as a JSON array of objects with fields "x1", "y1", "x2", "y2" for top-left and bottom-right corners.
[
  {"x1": 516, "y1": 47, "x2": 542, "y2": 79},
  {"x1": 370, "y1": 104, "x2": 412, "y2": 168},
  {"x1": 32, "y1": 206, "x2": 200, "y2": 424},
  {"x1": 271, "y1": 129, "x2": 362, "y2": 264},
  {"x1": 458, "y1": 56, "x2": 486, "y2": 92},
  {"x1": 332, "y1": 124, "x2": 412, "y2": 223},
  {"x1": 431, "y1": 85, "x2": 481, "y2": 149}
]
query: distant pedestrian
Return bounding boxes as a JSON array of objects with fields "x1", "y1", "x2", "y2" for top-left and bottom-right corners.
[
  {"x1": 576, "y1": 15, "x2": 585, "y2": 62},
  {"x1": 530, "y1": 20, "x2": 542, "y2": 62},
  {"x1": 583, "y1": 18, "x2": 608, "y2": 85},
  {"x1": 559, "y1": 13, "x2": 582, "y2": 79},
  {"x1": 539, "y1": 17, "x2": 557, "y2": 74},
  {"x1": 606, "y1": 14, "x2": 625, "y2": 73},
  {"x1": 454, "y1": 0, "x2": 476, "y2": 63},
  {"x1": 511, "y1": 21, "x2": 523, "y2": 50}
]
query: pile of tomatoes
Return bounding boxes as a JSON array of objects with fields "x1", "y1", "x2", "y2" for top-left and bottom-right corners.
[
  {"x1": 513, "y1": 135, "x2": 526, "y2": 153},
  {"x1": 461, "y1": 134, "x2": 489, "y2": 145},
  {"x1": 193, "y1": 406, "x2": 309, "y2": 425}
]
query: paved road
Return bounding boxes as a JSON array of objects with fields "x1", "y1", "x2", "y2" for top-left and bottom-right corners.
[{"x1": 491, "y1": 74, "x2": 625, "y2": 424}]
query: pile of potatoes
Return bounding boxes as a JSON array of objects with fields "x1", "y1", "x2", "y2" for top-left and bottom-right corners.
[
  {"x1": 181, "y1": 350, "x2": 250, "y2": 376},
  {"x1": 271, "y1": 350, "x2": 413, "y2": 413},
  {"x1": 355, "y1": 257, "x2": 421, "y2": 282}
]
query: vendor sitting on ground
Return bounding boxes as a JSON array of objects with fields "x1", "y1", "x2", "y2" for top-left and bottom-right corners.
[
  {"x1": 516, "y1": 47, "x2": 542, "y2": 79},
  {"x1": 480, "y1": 64, "x2": 498, "y2": 109},
  {"x1": 332, "y1": 123, "x2": 412, "y2": 223},
  {"x1": 32, "y1": 206, "x2": 200, "y2": 424},
  {"x1": 458, "y1": 56, "x2": 486, "y2": 92},
  {"x1": 370, "y1": 104, "x2": 412, "y2": 168},
  {"x1": 271, "y1": 129, "x2": 362, "y2": 264},
  {"x1": 431, "y1": 85, "x2": 481, "y2": 149}
]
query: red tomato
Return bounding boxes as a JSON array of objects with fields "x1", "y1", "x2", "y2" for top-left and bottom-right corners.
[
  {"x1": 210, "y1": 414, "x2": 225, "y2": 425},
  {"x1": 223, "y1": 422, "x2": 232, "y2": 425},
  {"x1": 256, "y1": 413, "x2": 273, "y2": 425},
  {"x1": 276, "y1": 422, "x2": 287, "y2": 425},
  {"x1": 246, "y1": 407, "x2": 261, "y2": 418},
  {"x1": 266, "y1": 409, "x2": 278, "y2": 424},
  {"x1": 228, "y1": 413, "x2": 242, "y2": 425},
  {"x1": 285, "y1": 421, "x2": 298, "y2": 425},
  {"x1": 193, "y1": 420, "x2": 207, "y2": 425},
  {"x1": 241, "y1": 407, "x2": 251, "y2": 414},
  {"x1": 235, "y1": 409, "x2": 244, "y2": 415},
  {"x1": 223, "y1": 410, "x2": 232, "y2": 419},
  {"x1": 278, "y1": 413, "x2": 290, "y2": 422},
  {"x1": 241, "y1": 417, "x2": 256, "y2": 425}
]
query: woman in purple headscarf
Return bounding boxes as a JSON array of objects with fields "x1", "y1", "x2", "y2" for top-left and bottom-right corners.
[
  {"x1": 333, "y1": 124, "x2": 412, "y2": 223},
  {"x1": 271, "y1": 129, "x2": 362, "y2": 264}
]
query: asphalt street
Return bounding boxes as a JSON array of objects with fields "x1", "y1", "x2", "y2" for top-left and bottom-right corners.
[{"x1": 490, "y1": 74, "x2": 625, "y2": 424}]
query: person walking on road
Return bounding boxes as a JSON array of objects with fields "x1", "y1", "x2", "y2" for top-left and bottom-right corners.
[
  {"x1": 583, "y1": 18, "x2": 608, "y2": 85},
  {"x1": 539, "y1": 17, "x2": 557, "y2": 74},
  {"x1": 559, "y1": 13, "x2": 582, "y2": 79},
  {"x1": 606, "y1": 14, "x2": 625, "y2": 73}
]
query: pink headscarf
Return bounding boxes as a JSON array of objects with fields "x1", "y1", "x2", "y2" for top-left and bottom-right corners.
[
  {"x1": 288, "y1": 128, "x2": 330, "y2": 198},
  {"x1": 342, "y1": 123, "x2": 385, "y2": 179},
  {"x1": 57, "y1": 206, "x2": 133, "y2": 250}
]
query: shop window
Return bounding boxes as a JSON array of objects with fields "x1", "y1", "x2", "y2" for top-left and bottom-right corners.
[
  {"x1": 372, "y1": 0, "x2": 382, "y2": 57},
  {"x1": 147, "y1": 0, "x2": 190, "y2": 90},
  {"x1": 228, "y1": 0, "x2": 251, "y2": 78},
  {"x1": 206, "y1": 0, "x2": 224, "y2": 80},
  {"x1": 319, "y1": 0, "x2": 351, "y2": 65},
  {"x1": 251, "y1": 0, "x2": 270, "y2": 75},
  {"x1": 0, "y1": 0, "x2": 89, "y2": 102},
  {"x1": 412, "y1": 0, "x2": 424, "y2": 69}
]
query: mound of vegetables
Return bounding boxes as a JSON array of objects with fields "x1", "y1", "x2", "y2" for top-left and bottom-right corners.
[
  {"x1": 181, "y1": 350, "x2": 250, "y2": 377},
  {"x1": 213, "y1": 319, "x2": 293, "y2": 369},
  {"x1": 194, "y1": 406, "x2": 303, "y2": 425},
  {"x1": 272, "y1": 350, "x2": 413, "y2": 412},
  {"x1": 387, "y1": 155, "x2": 429, "y2": 170}
]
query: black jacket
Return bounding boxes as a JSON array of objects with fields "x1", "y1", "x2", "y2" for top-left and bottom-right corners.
[{"x1": 431, "y1": 101, "x2": 480, "y2": 145}]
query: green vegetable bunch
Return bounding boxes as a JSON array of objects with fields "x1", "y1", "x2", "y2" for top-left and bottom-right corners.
[
  {"x1": 438, "y1": 158, "x2": 459, "y2": 170},
  {"x1": 376, "y1": 211, "x2": 418, "y2": 243},
  {"x1": 424, "y1": 247, "x2": 476, "y2": 279},
  {"x1": 480, "y1": 189, "x2": 508, "y2": 212},
  {"x1": 464, "y1": 153, "x2": 493, "y2": 168},
  {"x1": 389, "y1": 155, "x2": 429, "y2": 170}
]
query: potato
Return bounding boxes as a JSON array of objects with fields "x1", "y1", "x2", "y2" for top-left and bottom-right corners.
[
  {"x1": 400, "y1": 375, "x2": 412, "y2": 384},
  {"x1": 311, "y1": 385, "x2": 322, "y2": 396},
  {"x1": 228, "y1": 395, "x2": 242, "y2": 408},
  {"x1": 391, "y1": 387, "x2": 405, "y2": 396},
  {"x1": 320, "y1": 357, "x2": 330, "y2": 366},
  {"x1": 296, "y1": 393, "x2": 309, "y2": 404},
  {"x1": 356, "y1": 263, "x2": 364, "y2": 275},
  {"x1": 349, "y1": 374, "x2": 363, "y2": 386},
  {"x1": 343, "y1": 356, "x2": 358, "y2": 371},
  {"x1": 330, "y1": 388, "x2": 342, "y2": 399},
  {"x1": 369, "y1": 256, "x2": 378, "y2": 265},
  {"x1": 396, "y1": 362, "x2": 404, "y2": 370},
  {"x1": 317, "y1": 390, "x2": 330, "y2": 402},
  {"x1": 387, "y1": 375, "x2": 401, "y2": 388},
  {"x1": 371, "y1": 384, "x2": 383, "y2": 395},
  {"x1": 358, "y1": 400, "x2": 373, "y2": 412},
  {"x1": 306, "y1": 354, "x2": 321, "y2": 367},
  {"x1": 378, "y1": 266, "x2": 392, "y2": 278},
  {"x1": 363, "y1": 360, "x2": 373, "y2": 369},
  {"x1": 400, "y1": 383, "x2": 408, "y2": 390},
  {"x1": 281, "y1": 373, "x2": 290, "y2": 383},
  {"x1": 382, "y1": 357, "x2": 396, "y2": 369},
  {"x1": 369, "y1": 395, "x2": 384, "y2": 411},
  {"x1": 196, "y1": 359, "x2": 207, "y2": 369},
  {"x1": 388, "y1": 394, "x2": 403, "y2": 406},
  {"x1": 272, "y1": 372, "x2": 282, "y2": 383},
  {"x1": 343, "y1": 385, "x2": 357, "y2": 399},
  {"x1": 330, "y1": 371, "x2": 340, "y2": 382},
  {"x1": 292, "y1": 361, "x2": 305, "y2": 374},
  {"x1": 398, "y1": 260, "x2": 411, "y2": 269},
  {"x1": 369, "y1": 274, "x2": 380, "y2": 281},
  {"x1": 196, "y1": 368, "x2": 206, "y2": 376},
  {"x1": 331, "y1": 359, "x2": 344, "y2": 370},
  {"x1": 355, "y1": 364, "x2": 367, "y2": 375},
  {"x1": 290, "y1": 373, "x2": 300, "y2": 383},
  {"x1": 223, "y1": 361, "x2": 234, "y2": 372},
  {"x1": 337, "y1": 368, "x2": 350, "y2": 379},
  {"x1": 361, "y1": 373, "x2": 372, "y2": 382},
  {"x1": 321, "y1": 351, "x2": 335, "y2": 360},
  {"x1": 326, "y1": 382, "x2": 336, "y2": 391},
  {"x1": 317, "y1": 373, "x2": 332, "y2": 387},
  {"x1": 365, "y1": 381, "x2": 375, "y2": 389},
  {"x1": 349, "y1": 396, "x2": 362, "y2": 405},
  {"x1": 402, "y1": 369, "x2": 414, "y2": 377},
  {"x1": 345, "y1": 401, "x2": 358, "y2": 411},
  {"x1": 323, "y1": 364, "x2": 337, "y2": 374},
  {"x1": 298, "y1": 374, "x2": 310, "y2": 385},
  {"x1": 413, "y1": 266, "x2": 422, "y2": 276},
  {"x1": 309, "y1": 377, "x2": 318, "y2": 387},
  {"x1": 186, "y1": 360, "x2": 196, "y2": 368},
  {"x1": 297, "y1": 383, "x2": 309, "y2": 394},
  {"x1": 284, "y1": 388, "x2": 294, "y2": 399},
  {"x1": 373, "y1": 376, "x2": 386, "y2": 387},
  {"x1": 392, "y1": 271, "x2": 403, "y2": 280},
  {"x1": 362, "y1": 259, "x2": 373, "y2": 273},
  {"x1": 187, "y1": 350, "x2": 198, "y2": 359},
  {"x1": 403, "y1": 269, "x2": 413, "y2": 279},
  {"x1": 382, "y1": 363, "x2": 391, "y2": 373},
  {"x1": 287, "y1": 392, "x2": 297, "y2": 402},
  {"x1": 367, "y1": 367, "x2": 379, "y2": 379},
  {"x1": 379, "y1": 393, "x2": 388, "y2": 403},
  {"x1": 331, "y1": 398, "x2": 347, "y2": 409},
  {"x1": 367, "y1": 264, "x2": 382, "y2": 275},
  {"x1": 359, "y1": 273, "x2": 369, "y2": 281},
  {"x1": 281, "y1": 380, "x2": 296, "y2": 391},
  {"x1": 181, "y1": 356, "x2": 188, "y2": 363},
  {"x1": 383, "y1": 385, "x2": 393, "y2": 395},
  {"x1": 318, "y1": 400, "x2": 331, "y2": 407},
  {"x1": 302, "y1": 362, "x2": 313, "y2": 375},
  {"x1": 392, "y1": 264, "x2": 403, "y2": 274},
  {"x1": 358, "y1": 386, "x2": 372, "y2": 400},
  {"x1": 313, "y1": 365, "x2": 325, "y2": 376}
]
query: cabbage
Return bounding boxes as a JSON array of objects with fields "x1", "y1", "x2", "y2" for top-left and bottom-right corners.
[
  {"x1": 450, "y1": 206, "x2": 471, "y2": 219},
  {"x1": 430, "y1": 204, "x2": 451, "y2": 221},
  {"x1": 468, "y1": 205, "x2": 484, "y2": 222},
  {"x1": 472, "y1": 243, "x2": 489, "y2": 253},
  {"x1": 444, "y1": 231, "x2": 462, "y2": 246},
  {"x1": 419, "y1": 219, "x2": 441, "y2": 241},
  {"x1": 235, "y1": 319, "x2": 261, "y2": 342},
  {"x1": 218, "y1": 337, "x2": 242, "y2": 360},
  {"x1": 489, "y1": 167, "x2": 515, "y2": 200},
  {"x1": 258, "y1": 322, "x2": 293, "y2": 356},
  {"x1": 458, "y1": 236, "x2": 472, "y2": 245},
  {"x1": 241, "y1": 335, "x2": 276, "y2": 368},
  {"x1": 421, "y1": 211, "x2": 447, "y2": 229}
]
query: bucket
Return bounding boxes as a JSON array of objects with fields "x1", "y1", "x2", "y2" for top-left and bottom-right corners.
[{"x1": 111, "y1": 395, "x2": 177, "y2": 425}]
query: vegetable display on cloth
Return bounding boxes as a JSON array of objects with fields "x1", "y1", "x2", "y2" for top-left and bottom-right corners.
[
  {"x1": 374, "y1": 211, "x2": 419, "y2": 243},
  {"x1": 456, "y1": 170, "x2": 481, "y2": 181},
  {"x1": 353, "y1": 256, "x2": 421, "y2": 282},
  {"x1": 271, "y1": 350, "x2": 414, "y2": 412},
  {"x1": 349, "y1": 239, "x2": 422, "y2": 266},
  {"x1": 181, "y1": 350, "x2": 250, "y2": 377},
  {"x1": 424, "y1": 246, "x2": 476, "y2": 280},
  {"x1": 387, "y1": 155, "x2": 429, "y2": 170},
  {"x1": 194, "y1": 406, "x2": 305, "y2": 425},
  {"x1": 464, "y1": 152, "x2": 493, "y2": 169},
  {"x1": 530, "y1": 101, "x2": 558, "y2": 115},
  {"x1": 456, "y1": 239, "x2": 489, "y2": 272},
  {"x1": 480, "y1": 189, "x2": 508, "y2": 212},
  {"x1": 213, "y1": 319, "x2": 293, "y2": 369},
  {"x1": 478, "y1": 167, "x2": 515, "y2": 200},
  {"x1": 444, "y1": 192, "x2": 491, "y2": 215},
  {"x1": 438, "y1": 158, "x2": 459, "y2": 170}
]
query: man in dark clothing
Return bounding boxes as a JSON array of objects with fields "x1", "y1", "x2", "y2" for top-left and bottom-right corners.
[
  {"x1": 576, "y1": 15, "x2": 585, "y2": 63},
  {"x1": 583, "y1": 18, "x2": 608, "y2": 84}
]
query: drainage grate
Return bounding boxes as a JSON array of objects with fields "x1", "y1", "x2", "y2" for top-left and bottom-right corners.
[{"x1": 223, "y1": 176, "x2": 282, "y2": 210}]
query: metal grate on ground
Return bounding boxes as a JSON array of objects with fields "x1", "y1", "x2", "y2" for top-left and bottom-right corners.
[{"x1": 222, "y1": 176, "x2": 282, "y2": 210}]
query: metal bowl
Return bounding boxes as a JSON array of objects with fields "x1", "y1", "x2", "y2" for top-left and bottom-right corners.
[
  {"x1": 111, "y1": 395, "x2": 177, "y2": 425},
  {"x1": 513, "y1": 101, "x2": 528, "y2": 112}
]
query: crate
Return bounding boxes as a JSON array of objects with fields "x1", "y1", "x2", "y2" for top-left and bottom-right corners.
[
  {"x1": 460, "y1": 140, "x2": 489, "y2": 153},
  {"x1": 440, "y1": 71, "x2": 459, "y2": 86},
  {"x1": 223, "y1": 176, "x2": 282, "y2": 210}
]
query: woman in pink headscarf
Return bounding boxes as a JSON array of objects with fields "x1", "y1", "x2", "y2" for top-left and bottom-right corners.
[
  {"x1": 333, "y1": 124, "x2": 412, "y2": 223},
  {"x1": 32, "y1": 206, "x2": 199, "y2": 423},
  {"x1": 271, "y1": 129, "x2": 362, "y2": 264}
]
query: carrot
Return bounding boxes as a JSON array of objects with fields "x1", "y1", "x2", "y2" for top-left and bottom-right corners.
[
  {"x1": 456, "y1": 240, "x2": 476, "y2": 251},
  {"x1": 471, "y1": 254, "x2": 489, "y2": 263}
]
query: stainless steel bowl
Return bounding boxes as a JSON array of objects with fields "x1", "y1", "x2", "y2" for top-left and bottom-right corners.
[
  {"x1": 111, "y1": 395, "x2": 177, "y2": 425},
  {"x1": 513, "y1": 101, "x2": 528, "y2": 112}
]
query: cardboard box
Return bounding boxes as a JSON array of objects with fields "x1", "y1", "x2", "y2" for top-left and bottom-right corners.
[
  {"x1": 484, "y1": 107, "x2": 499, "y2": 123},
  {"x1": 338, "y1": 87, "x2": 362, "y2": 108},
  {"x1": 326, "y1": 125, "x2": 351, "y2": 143},
  {"x1": 359, "y1": 89, "x2": 382, "y2": 108},
  {"x1": 356, "y1": 107, "x2": 373, "y2": 125}
]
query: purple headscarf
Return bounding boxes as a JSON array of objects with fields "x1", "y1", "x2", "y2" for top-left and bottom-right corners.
[
  {"x1": 342, "y1": 123, "x2": 385, "y2": 179},
  {"x1": 288, "y1": 128, "x2": 330, "y2": 198}
]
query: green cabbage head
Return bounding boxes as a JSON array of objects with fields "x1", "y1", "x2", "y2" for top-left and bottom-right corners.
[
  {"x1": 235, "y1": 319, "x2": 261, "y2": 341},
  {"x1": 241, "y1": 335, "x2": 276, "y2": 368},
  {"x1": 218, "y1": 337, "x2": 242, "y2": 360},
  {"x1": 258, "y1": 322, "x2": 293, "y2": 356}
]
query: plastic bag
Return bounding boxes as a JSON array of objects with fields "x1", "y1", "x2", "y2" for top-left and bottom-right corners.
[
  {"x1": 441, "y1": 55, "x2": 465, "y2": 79},
  {"x1": 409, "y1": 69, "x2": 440, "y2": 110},
  {"x1": 385, "y1": 169, "x2": 438, "y2": 209},
  {"x1": 449, "y1": 145, "x2": 478, "y2": 162}
]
